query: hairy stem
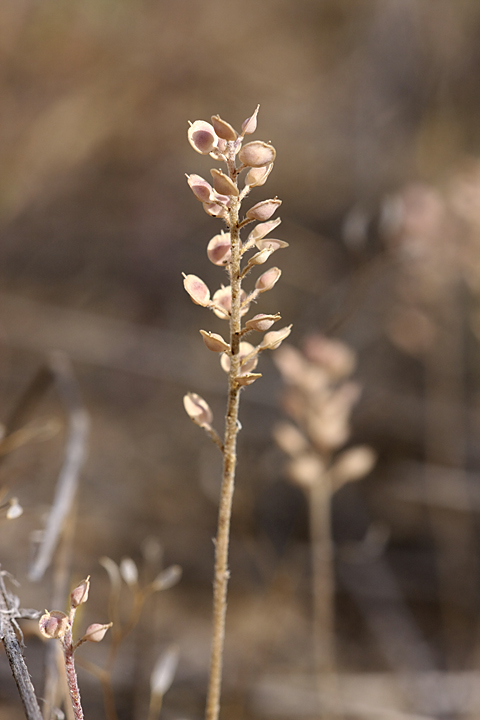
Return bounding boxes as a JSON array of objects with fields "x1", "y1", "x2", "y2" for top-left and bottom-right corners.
[{"x1": 205, "y1": 144, "x2": 242, "y2": 720}]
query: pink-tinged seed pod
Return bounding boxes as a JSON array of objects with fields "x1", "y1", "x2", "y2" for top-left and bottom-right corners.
[
  {"x1": 212, "y1": 286, "x2": 249, "y2": 318},
  {"x1": 183, "y1": 274, "x2": 211, "y2": 306},
  {"x1": 259, "y1": 325, "x2": 292, "y2": 350},
  {"x1": 241, "y1": 105, "x2": 260, "y2": 135},
  {"x1": 39, "y1": 610, "x2": 69, "y2": 639},
  {"x1": 248, "y1": 218, "x2": 281, "y2": 243},
  {"x1": 245, "y1": 163, "x2": 273, "y2": 188},
  {"x1": 245, "y1": 313, "x2": 281, "y2": 332},
  {"x1": 70, "y1": 576, "x2": 90, "y2": 608},
  {"x1": 200, "y1": 330, "x2": 230, "y2": 353},
  {"x1": 235, "y1": 373, "x2": 262, "y2": 387},
  {"x1": 246, "y1": 198, "x2": 282, "y2": 222},
  {"x1": 255, "y1": 267, "x2": 282, "y2": 292},
  {"x1": 220, "y1": 342, "x2": 258, "y2": 375},
  {"x1": 207, "y1": 232, "x2": 231, "y2": 266},
  {"x1": 238, "y1": 141, "x2": 276, "y2": 168},
  {"x1": 186, "y1": 174, "x2": 214, "y2": 203},
  {"x1": 211, "y1": 115, "x2": 237, "y2": 142},
  {"x1": 183, "y1": 392, "x2": 213, "y2": 428},
  {"x1": 210, "y1": 169, "x2": 239, "y2": 197},
  {"x1": 188, "y1": 120, "x2": 219, "y2": 155},
  {"x1": 84, "y1": 623, "x2": 112, "y2": 643},
  {"x1": 255, "y1": 237, "x2": 289, "y2": 252}
]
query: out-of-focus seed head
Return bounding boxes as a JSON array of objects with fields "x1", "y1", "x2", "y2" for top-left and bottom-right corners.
[
  {"x1": 245, "y1": 313, "x2": 281, "y2": 332},
  {"x1": 120, "y1": 558, "x2": 138, "y2": 586},
  {"x1": 255, "y1": 267, "x2": 282, "y2": 293},
  {"x1": 245, "y1": 164, "x2": 273, "y2": 188},
  {"x1": 70, "y1": 576, "x2": 90, "y2": 608},
  {"x1": 273, "y1": 422, "x2": 309, "y2": 456},
  {"x1": 207, "y1": 232, "x2": 231, "y2": 266},
  {"x1": 188, "y1": 120, "x2": 219, "y2": 155},
  {"x1": 331, "y1": 445, "x2": 377, "y2": 486},
  {"x1": 259, "y1": 325, "x2": 292, "y2": 350},
  {"x1": 211, "y1": 115, "x2": 237, "y2": 142},
  {"x1": 210, "y1": 169, "x2": 239, "y2": 197},
  {"x1": 241, "y1": 105, "x2": 260, "y2": 135},
  {"x1": 183, "y1": 392, "x2": 213, "y2": 428},
  {"x1": 186, "y1": 174, "x2": 214, "y2": 203},
  {"x1": 183, "y1": 274, "x2": 211, "y2": 307},
  {"x1": 200, "y1": 330, "x2": 230, "y2": 353},
  {"x1": 246, "y1": 198, "x2": 282, "y2": 222},
  {"x1": 239, "y1": 141, "x2": 276, "y2": 168},
  {"x1": 84, "y1": 623, "x2": 112, "y2": 643},
  {"x1": 248, "y1": 218, "x2": 282, "y2": 243},
  {"x1": 39, "y1": 610, "x2": 69, "y2": 640}
]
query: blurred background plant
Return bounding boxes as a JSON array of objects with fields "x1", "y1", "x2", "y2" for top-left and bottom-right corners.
[{"x1": 3, "y1": 0, "x2": 480, "y2": 718}]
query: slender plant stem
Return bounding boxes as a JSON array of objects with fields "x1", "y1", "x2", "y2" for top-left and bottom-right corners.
[{"x1": 205, "y1": 144, "x2": 242, "y2": 720}]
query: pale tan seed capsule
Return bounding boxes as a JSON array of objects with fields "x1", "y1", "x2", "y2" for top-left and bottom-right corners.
[
  {"x1": 241, "y1": 105, "x2": 260, "y2": 135},
  {"x1": 238, "y1": 141, "x2": 276, "y2": 168},
  {"x1": 245, "y1": 163, "x2": 273, "y2": 188},
  {"x1": 210, "y1": 169, "x2": 239, "y2": 197},
  {"x1": 186, "y1": 174, "x2": 213, "y2": 203},
  {"x1": 183, "y1": 274, "x2": 211, "y2": 306},
  {"x1": 207, "y1": 232, "x2": 231, "y2": 266},
  {"x1": 259, "y1": 325, "x2": 292, "y2": 350},
  {"x1": 211, "y1": 115, "x2": 238, "y2": 141},
  {"x1": 248, "y1": 218, "x2": 281, "y2": 243},
  {"x1": 187, "y1": 120, "x2": 219, "y2": 155},
  {"x1": 200, "y1": 330, "x2": 230, "y2": 353},
  {"x1": 70, "y1": 576, "x2": 90, "y2": 608},
  {"x1": 84, "y1": 623, "x2": 112, "y2": 643},
  {"x1": 183, "y1": 392, "x2": 213, "y2": 427},
  {"x1": 245, "y1": 313, "x2": 281, "y2": 332},
  {"x1": 39, "y1": 610, "x2": 69, "y2": 639},
  {"x1": 255, "y1": 267, "x2": 282, "y2": 292},
  {"x1": 235, "y1": 373, "x2": 262, "y2": 387},
  {"x1": 246, "y1": 198, "x2": 282, "y2": 222},
  {"x1": 255, "y1": 237, "x2": 289, "y2": 252}
]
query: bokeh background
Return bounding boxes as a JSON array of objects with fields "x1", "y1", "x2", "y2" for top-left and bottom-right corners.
[{"x1": 2, "y1": 0, "x2": 480, "y2": 718}]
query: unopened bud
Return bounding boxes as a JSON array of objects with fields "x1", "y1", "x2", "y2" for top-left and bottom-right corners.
[
  {"x1": 255, "y1": 267, "x2": 281, "y2": 293},
  {"x1": 239, "y1": 141, "x2": 276, "y2": 168},
  {"x1": 210, "y1": 169, "x2": 239, "y2": 197},
  {"x1": 241, "y1": 105, "x2": 260, "y2": 135},
  {"x1": 187, "y1": 120, "x2": 219, "y2": 155},
  {"x1": 211, "y1": 115, "x2": 237, "y2": 141},
  {"x1": 186, "y1": 174, "x2": 213, "y2": 203},
  {"x1": 245, "y1": 313, "x2": 281, "y2": 332},
  {"x1": 39, "y1": 610, "x2": 69, "y2": 639},
  {"x1": 183, "y1": 274, "x2": 211, "y2": 307},
  {"x1": 207, "y1": 232, "x2": 231, "y2": 266},
  {"x1": 200, "y1": 330, "x2": 230, "y2": 353},
  {"x1": 259, "y1": 325, "x2": 292, "y2": 350},
  {"x1": 70, "y1": 576, "x2": 90, "y2": 608},
  {"x1": 183, "y1": 393, "x2": 213, "y2": 428},
  {"x1": 83, "y1": 622, "x2": 112, "y2": 643},
  {"x1": 245, "y1": 163, "x2": 273, "y2": 188},
  {"x1": 246, "y1": 198, "x2": 282, "y2": 222},
  {"x1": 248, "y1": 218, "x2": 281, "y2": 243}
]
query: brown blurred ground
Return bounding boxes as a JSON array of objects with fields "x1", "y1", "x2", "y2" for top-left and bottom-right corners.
[{"x1": 2, "y1": 1, "x2": 480, "y2": 718}]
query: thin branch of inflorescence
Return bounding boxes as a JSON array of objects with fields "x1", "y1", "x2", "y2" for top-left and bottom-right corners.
[{"x1": 183, "y1": 107, "x2": 291, "y2": 720}]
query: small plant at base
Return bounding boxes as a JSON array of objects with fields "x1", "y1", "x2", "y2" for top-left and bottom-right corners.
[
  {"x1": 184, "y1": 106, "x2": 290, "y2": 720},
  {"x1": 39, "y1": 576, "x2": 112, "y2": 720}
]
